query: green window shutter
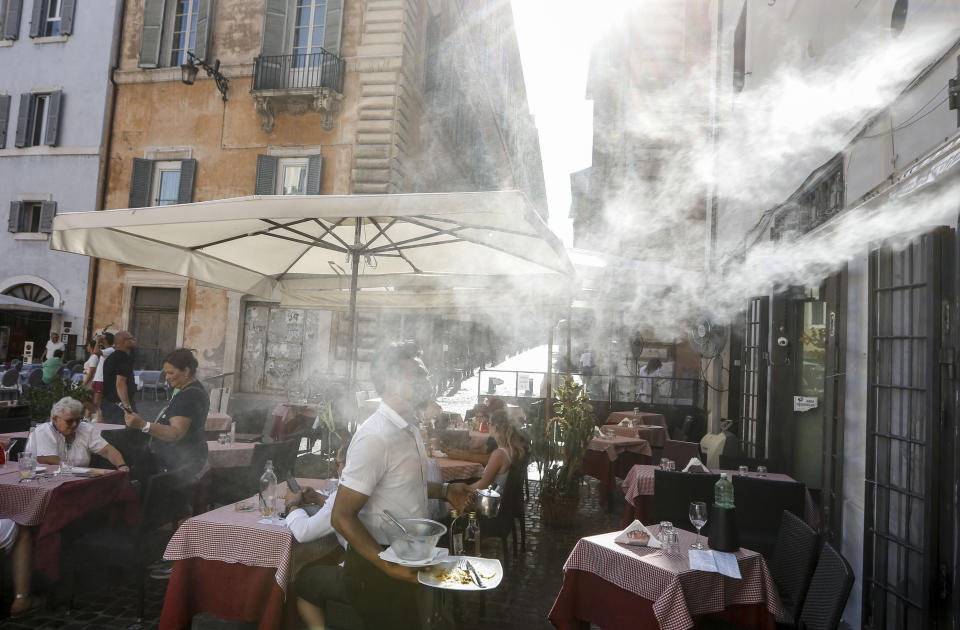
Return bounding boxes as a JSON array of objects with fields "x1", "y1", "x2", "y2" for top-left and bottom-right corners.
[
  {"x1": 14, "y1": 93, "x2": 31, "y2": 148},
  {"x1": 3, "y1": 0, "x2": 23, "y2": 40},
  {"x1": 261, "y1": 0, "x2": 288, "y2": 57},
  {"x1": 39, "y1": 201, "x2": 56, "y2": 233},
  {"x1": 322, "y1": 0, "x2": 343, "y2": 55},
  {"x1": 129, "y1": 158, "x2": 153, "y2": 208},
  {"x1": 255, "y1": 154, "x2": 278, "y2": 195},
  {"x1": 43, "y1": 90, "x2": 62, "y2": 146},
  {"x1": 138, "y1": 0, "x2": 166, "y2": 68},
  {"x1": 8, "y1": 201, "x2": 23, "y2": 233},
  {"x1": 177, "y1": 159, "x2": 197, "y2": 203},
  {"x1": 60, "y1": 0, "x2": 75, "y2": 35},
  {"x1": 306, "y1": 154, "x2": 323, "y2": 194},
  {"x1": 28, "y1": 0, "x2": 44, "y2": 37},
  {"x1": 0, "y1": 94, "x2": 10, "y2": 148},
  {"x1": 194, "y1": 0, "x2": 214, "y2": 61}
]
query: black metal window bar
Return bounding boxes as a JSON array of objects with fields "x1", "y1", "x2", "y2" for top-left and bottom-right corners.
[
  {"x1": 739, "y1": 297, "x2": 768, "y2": 458},
  {"x1": 253, "y1": 50, "x2": 346, "y2": 93}
]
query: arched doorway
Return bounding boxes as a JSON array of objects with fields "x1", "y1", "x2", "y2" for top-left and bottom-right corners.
[{"x1": 0, "y1": 283, "x2": 55, "y2": 363}]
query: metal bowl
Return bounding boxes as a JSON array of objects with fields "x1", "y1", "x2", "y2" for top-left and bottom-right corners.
[{"x1": 382, "y1": 517, "x2": 447, "y2": 561}]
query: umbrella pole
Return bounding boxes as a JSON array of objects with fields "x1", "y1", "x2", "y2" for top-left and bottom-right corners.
[{"x1": 347, "y1": 222, "x2": 362, "y2": 391}]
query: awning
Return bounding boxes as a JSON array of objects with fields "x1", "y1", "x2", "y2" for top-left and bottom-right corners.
[{"x1": 0, "y1": 294, "x2": 60, "y2": 314}]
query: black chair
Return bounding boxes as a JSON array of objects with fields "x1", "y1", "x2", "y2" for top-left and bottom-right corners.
[
  {"x1": 211, "y1": 439, "x2": 299, "y2": 506},
  {"x1": 65, "y1": 467, "x2": 195, "y2": 624},
  {"x1": 0, "y1": 368, "x2": 20, "y2": 400},
  {"x1": 719, "y1": 455, "x2": 776, "y2": 473},
  {"x1": 653, "y1": 469, "x2": 720, "y2": 534},
  {"x1": 770, "y1": 511, "x2": 820, "y2": 627},
  {"x1": 732, "y1": 476, "x2": 806, "y2": 558},
  {"x1": 26, "y1": 368, "x2": 44, "y2": 389},
  {"x1": 796, "y1": 543, "x2": 854, "y2": 630},
  {"x1": 10, "y1": 359, "x2": 22, "y2": 371},
  {"x1": 479, "y1": 455, "x2": 528, "y2": 559},
  {"x1": 661, "y1": 440, "x2": 702, "y2": 469}
]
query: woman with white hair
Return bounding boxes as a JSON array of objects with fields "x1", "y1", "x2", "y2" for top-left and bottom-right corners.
[{"x1": 30, "y1": 397, "x2": 129, "y2": 470}]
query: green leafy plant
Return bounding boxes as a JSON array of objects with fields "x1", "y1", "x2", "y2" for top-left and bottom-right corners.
[
  {"x1": 23, "y1": 379, "x2": 94, "y2": 422},
  {"x1": 533, "y1": 377, "x2": 596, "y2": 500}
]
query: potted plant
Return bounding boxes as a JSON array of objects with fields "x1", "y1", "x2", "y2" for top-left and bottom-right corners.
[
  {"x1": 23, "y1": 379, "x2": 94, "y2": 423},
  {"x1": 533, "y1": 377, "x2": 596, "y2": 525}
]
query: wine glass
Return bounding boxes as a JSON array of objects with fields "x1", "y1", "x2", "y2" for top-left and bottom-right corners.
[{"x1": 689, "y1": 501, "x2": 708, "y2": 549}]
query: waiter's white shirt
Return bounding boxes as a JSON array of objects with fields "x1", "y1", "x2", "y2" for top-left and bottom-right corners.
[
  {"x1": 340, "y1": 402, "x2": 429, "y2": 545},
  {"x1": 45, "y1": 340, "x2": 65, "y2": 357},
  {"x1": 31, "y1": 421, "x2": 108, "y2": 467}
]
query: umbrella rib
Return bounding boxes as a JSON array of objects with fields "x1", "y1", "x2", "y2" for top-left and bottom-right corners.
[
  {"x1": 272, "y1": 218, "x2": 352, "y2": 277},
  {"x1": 189, "y1": 218, "x2": 316, "y2": 251},
  {"x1": 410, "y1": 214, "x2": 539, "y2": 238},
  {"x1": 365, "y1": 217, "x2": 422, "y2": 273},
  {"x1": 365, "y1": 225, "x2": 467, "y2": 254},
  {"x1": 262, "y1": 231, "x2": 348, "y2": 254},
  {"x1": 362, "y1": 217, "x2": 399, "y2": 250},
  {"x1": 314, "y1": 218, "x2": 353, "y2": 250}
]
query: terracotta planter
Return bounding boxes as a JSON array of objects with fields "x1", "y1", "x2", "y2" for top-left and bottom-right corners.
[{"x1": 540, "y1": 493, "x2": 580, "y2": 526}]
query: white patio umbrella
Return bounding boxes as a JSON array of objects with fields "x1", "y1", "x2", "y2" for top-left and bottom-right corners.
[{"x1": 51, "y1": 190, "x2": 572, "y2": 383}]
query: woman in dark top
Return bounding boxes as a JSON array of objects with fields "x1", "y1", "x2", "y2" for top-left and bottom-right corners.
[{"x1": 123, "y1": 348, "x2": 209, "y2": 475}]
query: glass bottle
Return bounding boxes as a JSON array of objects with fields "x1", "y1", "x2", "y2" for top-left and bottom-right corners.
[
  {"x1": 465, "y1": 512, "x2": 481, "y2": 557},
  {"x1": 449, "y1": 509, "x2": 465, "y2": 555},
  {"x1": 714, "y1": 472, "x2": 735, "y2": 509},
  {"x1": 260, "y1": 459, "x2": 278, "y2": 518}
]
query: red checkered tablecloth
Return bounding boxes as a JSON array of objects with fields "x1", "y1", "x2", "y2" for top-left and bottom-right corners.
[
  {"x1": 205, "y1": 412, "x2": 232, "y2": 432},
  {"x1": 163, "y1": 479, "x2": 338, "y2": 592},
  {"x1": 206, "y1": 440, "x2": 256, "y2": 468},
  {"x1": 621, "y1": 465, "x2": 797, "y2": 509},
  {"x1": 433, "y1": 457, "x2": 483, "y2": 481},
  {"x1": 588, "y1": 436, "x2": 652, "y2": 462},
  {"x1": 562, "y1": 529, "x2": 783, "y2": 630},
  {"x1": 0, "y1": 463, "x2": 130, "y2": 526}
]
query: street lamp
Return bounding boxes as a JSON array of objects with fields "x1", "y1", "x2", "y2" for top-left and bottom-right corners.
[{"x1": 180, "y1": 51, "x2": 229, "y2": 102}]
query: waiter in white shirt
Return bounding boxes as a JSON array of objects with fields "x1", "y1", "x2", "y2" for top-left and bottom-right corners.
[{"x1": 332, "y1": 341, "x2": 472, "y2": 629}]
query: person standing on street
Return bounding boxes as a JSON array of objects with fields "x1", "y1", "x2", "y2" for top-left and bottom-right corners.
[
  {"x1": 101, "y1": 331, "x2": 137, "y2": 424},
  {"x1": 331, "y1": 341, "x2": 472, "y2": 629},
  {"x1": 40, "y1": 332, "x2": 65, "y2": 362},
  {"x1": 91, "y1": 332, "x2": 115, "y2": 423}
]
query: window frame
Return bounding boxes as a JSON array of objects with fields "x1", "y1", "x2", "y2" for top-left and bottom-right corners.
[
  {"x1": 42, "y1": 0, "x2": 60, "y2": 37},
  {"x1": 164, "y1": 0, "x2": 199, "y2": 67},
  {"x1": 20, "y1": 201, "x2": 42, "y2": 232},
  {"x1": 150, "y1": 160, "x2": 183, "y2": 207},
  {"x1": 291, "y1": 0, "x2": 328, "y2": 59},
  {"x1": 276, "y1": 157, "x2": 309, "y2": 195},
  {"x1": 29, "y1": 93, "x2": 48, "y2": 146}
]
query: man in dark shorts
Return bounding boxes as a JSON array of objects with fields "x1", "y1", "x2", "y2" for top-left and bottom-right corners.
[{"x1": 101, "y1": 331, "x2": 137, "y2": 425}]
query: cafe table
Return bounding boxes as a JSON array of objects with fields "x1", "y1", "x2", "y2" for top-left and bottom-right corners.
[
  {"x1": 582, "y1": 436, "x2": 652, "y2": 510},
  {"x1": 270, "y1": 403, "x2": 316, "y2": 440},
  {"x1": 548, "y1": 527, "x2": 783, "y2": 630},
  {"x1": 205, "y1": 411, "x2": 232, "y2": 433},
  {"x1": 0, "y1": 461, "x2": 138, "y2": 582},
  {"x1": 620, "y1": 465, "x2": 814, "y2": 528},
  {"x1": 606, "y1": 410, "x2": 669, "y2": 432},
  {"x1": 160, "y1": 478, "x2": 340, "y2": 630},
  {"x1": 432, "y1": 456, "x2": 484, "y2": 482},
  {"x1": 609, "y1": 424, "x2": 668, "y2": 448}
]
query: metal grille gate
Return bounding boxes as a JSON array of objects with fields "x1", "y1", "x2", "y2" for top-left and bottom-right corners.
[
  {"x1": 864, "y1": 230, "x2": 948, "y2": 629},
  {"x1": 740, "y1": 296, "x2": 769, "y2": 458}
]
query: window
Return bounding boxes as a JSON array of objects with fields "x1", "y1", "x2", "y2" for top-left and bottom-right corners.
[
  {"x1": 168, "y1": 0, "x2": 199, "y2": 66},
  {"x1": 7, "y1": 200, "x2": 55, "y2": 233},
  {"x1": 138, "y1": 0, "x2": 211, "y2": 69},
  {"x1": 28, "y1": 0, "x2": 74, "y2": 38},
  {"x1": 292, "y1": 0, "x2": 326, "y2": 66},
  {"x1": 13, "y1": 91, "x2": 62, "y2": 147},
  {"x1": 3, "y1": 283, "x2": 54, "y2": 305},
  {"x1": 128, "y1": 158, "x2": 196, "y2": 208},
  {"x1": 254, "y1": 154, "x2": 323, "y2": 195},
  {"x1": 0, "y1": 94, "x2": 10, "y2": 148}
]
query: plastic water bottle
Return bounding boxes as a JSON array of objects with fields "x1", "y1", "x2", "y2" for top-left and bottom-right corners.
[
  {"x1": 259, "y1": 459, "x2": 278, "y2": 518},
  {"x1": 714, "y1": 472, "x2": 735, "y2": 509}
]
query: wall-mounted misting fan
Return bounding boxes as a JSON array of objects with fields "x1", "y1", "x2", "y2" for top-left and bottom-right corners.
[{"x1": 687, "y1": 317, "x2": 727, "y2": 359}]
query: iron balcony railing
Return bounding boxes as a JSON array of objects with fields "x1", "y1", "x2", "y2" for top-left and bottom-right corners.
[{"x1": 253, "y1": 50, "x2": 346, "y2": 93}]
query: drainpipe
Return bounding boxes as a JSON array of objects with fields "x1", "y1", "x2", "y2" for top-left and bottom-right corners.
[
  {"x1": 86, "y1": 0, "x2": 126, "y2": 341},
  {"x1": 707, "y1": 0, "x2": 724, "y2": 432}
]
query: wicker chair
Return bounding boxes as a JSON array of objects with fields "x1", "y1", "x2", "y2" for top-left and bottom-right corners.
[
  {"x1": 796, "y1": 542, "x2": 854, "y2": 630},
  {"x1": 770, "y1": 510, "x2": 820, "y2": 627}
]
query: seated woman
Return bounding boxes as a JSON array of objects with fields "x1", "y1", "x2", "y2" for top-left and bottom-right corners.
[
  {"x1": 31, "y1": 397, "x2": 129, "y2": 470},
  {"x1": 467, "y1": 409, "x2": 526, "y2": 492},
  {"x1": 123, "y1": 348, "x2": 209, "y2": 476},
  {"x1": 444, "y1": 398, "x2": 508, "y2": 465},
  {"x1": 285, "y1": 442, "x2": 350, "y2": 630}
]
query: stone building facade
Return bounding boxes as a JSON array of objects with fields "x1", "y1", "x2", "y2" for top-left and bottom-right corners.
[{"x1": 89, "y1": 0, "x2": 545, "y2": 393}]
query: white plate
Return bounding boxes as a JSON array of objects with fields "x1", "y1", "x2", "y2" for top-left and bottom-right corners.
[
  {"x1": 418, "y1": 556, "x2": 503, "y2": 591},
  {"x1": 379, "y1": 546, "x2": 448, "y2": 568}
]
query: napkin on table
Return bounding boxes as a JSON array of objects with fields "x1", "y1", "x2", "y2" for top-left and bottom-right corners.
[
  {"x1": 683, "y1": 457, "x2": 710, "y2": 473},
  {"x1": 593, "y1": 426, "x2": 604, "y2": 438},
  {"x1": 615, "y1": 520, "x2": 663, "y2": 548},
  {"x1": 618, "y1": 418, "x2": 631, "y2": 427}
]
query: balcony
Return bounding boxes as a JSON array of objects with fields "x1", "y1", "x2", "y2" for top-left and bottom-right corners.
[{"x1": 251, "y1": 51, "x2": 346, "y2": 133}]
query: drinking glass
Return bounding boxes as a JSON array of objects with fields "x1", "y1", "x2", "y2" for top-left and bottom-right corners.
[
  {"x1": 756, "y1": 465, "x2": 768, "y2": 477},
  {"x1": 604, "y1": 427, "x2": 616, "y2": 439},
  {"x1": 661, "y1": 458, "x2": 675, "y2": 471},
  {"x1": 18, "y1": 456, "x2": 33, "y2": 481},
  {"x1": 738, "y1": 465, "x2": 749, "y2": 476},
  {"x1": 218, "y1": 433, "x2": 228, "y2": 445},
  {"x1": 689, "y1": 501, "x2": 708, "y2": 549},
  {"x1": 57, "y1": 442, "x2": 72, "y2": 475},
  {"x1": 662, "y1": 530, "x2": 680, "y2": 555},
  {"x1": 633, "y1": 407, "x2": 640, "y2": 416}
]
